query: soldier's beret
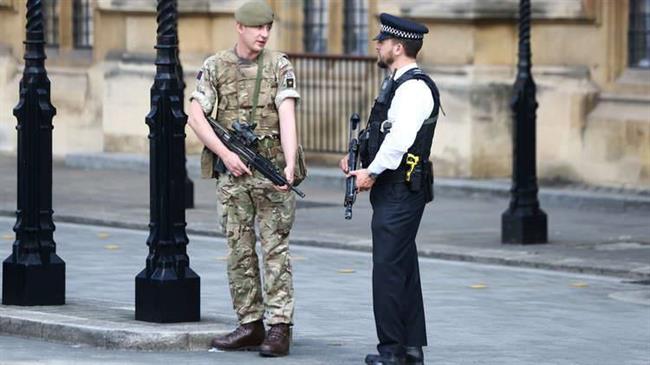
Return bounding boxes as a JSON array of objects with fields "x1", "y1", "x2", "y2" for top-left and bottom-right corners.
[
  {"x1": 373, "y1": 13, "x2": 429, "y2": 41},
  {"x1": 235, "y1": 0, "x2": 274, "y2": 27}
]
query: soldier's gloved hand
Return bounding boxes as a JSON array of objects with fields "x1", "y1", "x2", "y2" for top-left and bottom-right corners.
[
  {"x1": 222, "y1": 150, "x2": 252, "y2": 177},
  {"x1": 339, "y1": 155, "x2": 349, "y2": 174},
  {"x1": 274, "y1": 165, "x2": 295, "y2": 192}
]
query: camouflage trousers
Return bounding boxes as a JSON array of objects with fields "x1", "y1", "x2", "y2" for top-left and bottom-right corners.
[{"x1": 216, "y1": 166, "x2": 296, "y2": 326}]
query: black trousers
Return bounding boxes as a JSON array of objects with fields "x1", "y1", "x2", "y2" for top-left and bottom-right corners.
[{"x1": 370, "y1": 182, "x2": 427, "y2": 356}]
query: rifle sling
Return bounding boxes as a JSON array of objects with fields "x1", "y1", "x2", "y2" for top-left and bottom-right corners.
[{"x1": 248, "y1": 50, "x2": 264, "y2": 128}]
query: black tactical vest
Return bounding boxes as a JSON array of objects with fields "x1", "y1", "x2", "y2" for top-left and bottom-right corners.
[{"x1": 359, "y1": 68, "x2": 441, "y2": 179}]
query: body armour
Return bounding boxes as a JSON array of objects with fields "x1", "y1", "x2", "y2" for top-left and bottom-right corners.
[
  {"x1": 359, "y1": 68, "x2": 441, "y2": 171},
  {"x1": 191, "y1": 48, "x2": 300, "y2": 178}
]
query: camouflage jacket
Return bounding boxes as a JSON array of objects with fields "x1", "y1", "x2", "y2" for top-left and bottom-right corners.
[{"x1": 190, "y1": 47, "x2": 300, "y2": 178}]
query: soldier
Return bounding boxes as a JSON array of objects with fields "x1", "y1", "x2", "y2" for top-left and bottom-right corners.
[
  {"x1": 340, "y1": 13, "x2": 440, "y2": 365},
  {"x1": 187, "y1": 0, "x2": 299, "y2": 358}
]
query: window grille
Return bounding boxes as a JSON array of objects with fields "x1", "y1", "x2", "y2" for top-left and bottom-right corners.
[
  {"x1": 43, "y1": 0, "x2": 59, "y2": 47},
  {"x1": 73, "y1": 0, "x2": 93, "y2": 48},
  {"x1": 629, "y1": 0, "x2": 650, "y2": 68},
  {"x1": 303, "y1": 0, "x2": 328, "y2": 53},
  {"x1": 343, "y1": 0, "x2": 368, "y2": 55}
]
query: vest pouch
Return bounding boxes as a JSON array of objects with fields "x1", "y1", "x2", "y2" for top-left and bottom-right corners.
[
  {"x1": 293, "y1": 144, "x2": 307, "y2": 187},
  {"x1": 200, "y1": 147, "x2": 227, "y2": 180},
  {"x1": 359, "y1": 128, "x2": 370, "y2": 167},
  {"x1": 201, "y1": 147, "x2": 216, "y2": 179},
  {"x1": 368, "y1": 121, "x2": 383, "y2": 164},
  {"x1": 359, "y1": 121, "x2": 383, "y2": 167}
]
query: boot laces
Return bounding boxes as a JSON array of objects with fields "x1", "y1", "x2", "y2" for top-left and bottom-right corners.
[
  {"x1": 267, "y1": 325, "x2": 287, "y2": 341},
  {"x1": 229, "y1": 323, "x2": 253, "y2": 339}
]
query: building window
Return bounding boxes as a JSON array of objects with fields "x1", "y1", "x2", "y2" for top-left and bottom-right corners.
[
  {"x1": 303, "y1": 0, "x2": 328, "y2": 53},
  {"x1": 629, "y1": 0, "x2": 650, "y2": 68},
  {"x1": 43, "y1": 0, "x2": 59, "y2": 47},
  {"x1": 343, "y1": 0, "x2": 368, "y2": 55},
  {"x1": 73, "y1": 0, "x2": 93, "y2": 48}
]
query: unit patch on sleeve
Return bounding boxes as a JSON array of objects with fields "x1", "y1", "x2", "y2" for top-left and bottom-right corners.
[{"x1": 284, "y1": 71, "x2": 295, "y2": 89}]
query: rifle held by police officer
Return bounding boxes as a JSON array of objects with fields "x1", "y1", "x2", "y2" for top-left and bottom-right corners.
[
  {"x1": 206, "y1": 116, "x2": 305, "y2": 198},
  {"x1": 344, "y1": 113, "x2": 361, "y2": 219}
]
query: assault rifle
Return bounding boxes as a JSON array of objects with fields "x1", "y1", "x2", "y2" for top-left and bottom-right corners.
[
  {"x1": 206, "y1": 116, "x2": 305, "y2": 198},
  {"x1": 344, "y1": 113, "x2": 361, "y2": 220}
]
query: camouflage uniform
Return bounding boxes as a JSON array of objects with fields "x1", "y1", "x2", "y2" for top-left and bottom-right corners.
[{"x1": 190, "y1": 48, "x2": 300, "y2": 326}]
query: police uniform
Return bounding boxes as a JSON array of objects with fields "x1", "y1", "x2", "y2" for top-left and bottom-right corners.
[
  {"x1": 360, "y1": 13, "x2": 440, "y2": 365},
  {"x1": 190, "y1": 2, "x2": 300, "y2": 331}
]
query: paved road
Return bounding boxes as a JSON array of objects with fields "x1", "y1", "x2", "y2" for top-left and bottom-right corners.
[
  {"x1": 1, "y1": 155, "x2": 649, "y2": 279},
  {"x1": 1, "y1": 218, "x2": 648, "y2": 364}
]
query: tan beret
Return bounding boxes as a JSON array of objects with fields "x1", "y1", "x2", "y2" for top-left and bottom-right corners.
[{"x1": 235, "y1": 0, "x2": 274, "y2": 26}]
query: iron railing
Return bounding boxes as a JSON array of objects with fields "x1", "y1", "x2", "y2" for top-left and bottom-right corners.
[{"x1": 288, "y1": 53, "x2": 384, "y2": 154}]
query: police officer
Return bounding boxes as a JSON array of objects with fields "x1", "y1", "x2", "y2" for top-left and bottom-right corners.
[
  {"x1": 340, "y1": 13, "x2": 440, "y2": 365},
  {"x1": 187, "y1": 0, "x2": 300, "y2": 358}
]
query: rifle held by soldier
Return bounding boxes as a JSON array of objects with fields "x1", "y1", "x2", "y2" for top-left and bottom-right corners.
[
  {"x1": 206, "y1": 116, "x2": 305, "y2": 198},
  {"x1": 344, "y1": 113, "x2": 361, "y2": 219}
]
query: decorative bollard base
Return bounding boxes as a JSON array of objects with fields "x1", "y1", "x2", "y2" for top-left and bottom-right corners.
[
  {"x1": 501, "y1": 209, "x2": 548, "y2": 244},
  {"x1": 135, "y1": 269, "x2": 200, "y2": 323},
  {"x1": 2, "y1": 256, "x2": 65, "y2": 306}
]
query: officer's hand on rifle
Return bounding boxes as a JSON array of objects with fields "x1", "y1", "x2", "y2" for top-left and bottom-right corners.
[
  {"x1": 348, "y1": 168, "x2": 375, "y2": 192},
  {"x1": 222, "y1": 150, "x2": 252, "y2": 177},
  {"x1": 339, "y1": 155, "x2": 350, "y2": 174}
]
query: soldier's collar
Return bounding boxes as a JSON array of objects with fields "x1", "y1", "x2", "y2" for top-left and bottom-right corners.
[{"x1": 231, "y1": 45, "x2": 265, "y2": 65}]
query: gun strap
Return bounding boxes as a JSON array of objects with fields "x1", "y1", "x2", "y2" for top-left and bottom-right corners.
[{"x1": 248, "y1": 49, "x2": 264, "y2": 129}]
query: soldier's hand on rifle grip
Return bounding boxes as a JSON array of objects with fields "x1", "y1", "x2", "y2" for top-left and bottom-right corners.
[
  {"x1": 222, "y1": 150, "x2": 252, "y2": 177},
  {"x1": 274, "y1": 165, "x2": 295, "y2": 192}
]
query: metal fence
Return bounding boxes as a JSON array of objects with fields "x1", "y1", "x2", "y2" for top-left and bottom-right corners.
[
  {"x1": 288, "y1": 53, "x2": 384, "y2": 154},
  {"x1": 629, "y1": 0, "x2": 650, "y2": 68}
]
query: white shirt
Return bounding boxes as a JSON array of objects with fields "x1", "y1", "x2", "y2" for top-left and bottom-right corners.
[{"x1": 367, "y1": 63, "x2": 435, "y2": 176}]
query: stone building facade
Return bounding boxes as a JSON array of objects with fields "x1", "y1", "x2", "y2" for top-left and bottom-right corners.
[{"x1": 0, "y1": 0, "x2": 648, "y2": 188}]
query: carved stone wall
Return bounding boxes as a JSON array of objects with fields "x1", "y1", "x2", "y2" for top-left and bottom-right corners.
[{"x1": 0, "y1": 0, "x2": 647, "y2": 187}]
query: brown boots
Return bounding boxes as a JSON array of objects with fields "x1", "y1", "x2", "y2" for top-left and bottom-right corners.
[
  {"x1": 210, "y1": 320, "x2": 265, "y2": 351},
  {"x1": 210, "y1": 321, "x2": 292, "y2": 357},
  {"x1": 259, "y1": 323, "x2": 292, "y2": 357}
]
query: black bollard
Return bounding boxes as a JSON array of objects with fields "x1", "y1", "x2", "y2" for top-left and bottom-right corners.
[
  {"x1": 2, "y1": 0, "x2": 65, "y2": 306},
  {"x1": 502, "y1": 0, "x2": 548, "y2": 244},
  {"x1": 135, "y1": 0, "x2": 200, "y2": 323},
  {"x1": 176, "y1": 41, "x2": 194, "y2": 209}
]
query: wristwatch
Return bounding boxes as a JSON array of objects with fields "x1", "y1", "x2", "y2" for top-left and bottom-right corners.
[{"x1": 368, "y1": 172, "x2": 378, "y2": 181}]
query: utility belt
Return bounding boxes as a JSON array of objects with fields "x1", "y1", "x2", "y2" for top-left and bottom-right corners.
[{"x1": 375, "y1": 153, "x2": 435, "y2": 203}]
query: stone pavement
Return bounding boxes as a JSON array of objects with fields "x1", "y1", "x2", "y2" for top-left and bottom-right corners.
[
  {"x1": 0, "y1": 153, "x2": 649, "y2": 279},
  {"x1": 0, "y1": 218, "x2": 648, "y2": 364},
  {"x1": 0, "y1": 152, "x2": 649, "y2": 363}
]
